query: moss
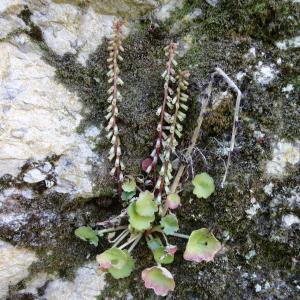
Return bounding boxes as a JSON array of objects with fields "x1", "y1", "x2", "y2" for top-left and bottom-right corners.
[
  {"x1": 166, "y1": 0, "x2": 299, "y2": 43},
  {"x1": 202, "y1": 95, "x2": 234, "y2": 137},
  {"x1": 0, "y1": 190, "x2": 123, "y2": 283},
  {"x1": 18, "y1": 6, "x2": 44, "y2": 42},
  {"x1": 255, "y1": 238, "x2": 295, "y2": 270}
]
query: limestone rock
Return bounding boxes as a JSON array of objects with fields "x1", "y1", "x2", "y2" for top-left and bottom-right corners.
[
  {"x1": 0, "y1": 34, "x2": 105, "y2": 197},
  {"x1": 51, "y1": 0, "x2": 159, "y2": 17},
  {"x1": 254, "y1": 63, "x2": 278, "y2": 86},
  {"x1": 282, "y1": 214, "x2": 300, "y2": 228},
  {"x1": 206, "y1": 0, "x2": 219, "y2": 7},
  {"x1": 0, "y1": 240, "x2": 37, "y2": 299},
  {"x1": 23, "y1": 168, "x2": 48, "y2": 183},
  {"x1": 30, "y1": 1, "x2": 115, "y2": 65},
  {"x1": 276, "y1": 35, "x2": 300, "y2": 50},
  {"x1": 266, "y1": 141, "x2": 300, "y2": 177},
  {"x1": 43, "y1": 263, "x2": 106, "y2": 300},
  {"x1": 0, "y1": 0, "x2": 27, "y2": 39},
  {"x1": 11, "y1": 263, "x2": 106, "y2": 299},
  {"x1": 155, "y1": 0, "x2": 184, "y2": 21}
]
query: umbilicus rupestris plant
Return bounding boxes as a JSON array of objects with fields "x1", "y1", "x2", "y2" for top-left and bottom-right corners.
[{"x1": 75, "y1": 19, "x2": 243, "y2": 297}]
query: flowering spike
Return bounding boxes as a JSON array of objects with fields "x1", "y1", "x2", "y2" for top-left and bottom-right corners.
[
  {"x1": 154, "y1": 70, "x2": 190, "y2": 203},
  {"x1": 105, "y1": 19, "x2": 125, "y2": 192}
]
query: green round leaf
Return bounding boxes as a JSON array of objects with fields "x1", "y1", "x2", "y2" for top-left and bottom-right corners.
[
  {"x1": 183, "y1": 228, "x2": 221, "y2": 263},
  {"x1": 122, "y1": 176, "x2": 137, "y2": 193},
  {"x1": 75, "y1": 226, "x2": 99, "y2": 246},
  {"x1": 142, "y1": 266, "x2": 175, "y2": 296},
  {"x1": 153, "y1": 246, "x2": 174, "y2": 264},
  {"x1": 160, "y1": 214, "x2": 179, "y2": 235},
  {"x1": 128, "y1": 202, "x2": 155, "y2": 231},
  {"x1": 136, "y1": 191, "x2": 158, "y2": 217},
  {"x1": 109, "y1": 256, "x2": 134, "y2": 279},
  {"x1": 96, "y1": 247, "x2": 134, "y2": 279},
  {"x1": 192, "y1": 173, "x2": 215, "y2": 199}
]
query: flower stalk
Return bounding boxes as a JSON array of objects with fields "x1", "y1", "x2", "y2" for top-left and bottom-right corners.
[
  {"x1": 147, "y1": 43, "x2": 178, "y2": 176},
  {"x1": 155, "y1": 71, "x2": 190, "y2": 203},
  {"x1": 106, "y1": 19, "x2": 125, "y2": 193}
]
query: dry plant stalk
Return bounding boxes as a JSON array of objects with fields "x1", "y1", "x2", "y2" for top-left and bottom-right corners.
[{"x1": 171, "y1": 67, "x2": 242, "y2": 192}]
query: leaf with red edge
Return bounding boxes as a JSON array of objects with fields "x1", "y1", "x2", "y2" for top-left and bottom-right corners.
[
  {"x1": 184, "y1": 228, "x2": 221, "y2": 263},
  {"x1": 142, "y1": 266, "x2": 175, "y2": 296}
]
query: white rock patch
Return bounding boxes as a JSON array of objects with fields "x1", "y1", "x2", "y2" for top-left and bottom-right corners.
[
  {"x1": 0, "y1": 0, "x2": 27, "y2": 39},
  {"x1": 282, "y1": 84, "x2": 294, "y2": 98},
  {"x1": 245, "y1": 198, "x2": 261, "y2": 219},
  {"x1": 276, "y1": 35, "x2": 300, "y2": 50},
  {"x1": 48, "y1": 0, "x2": 159, "y2": 17},
  {"x1": 266, "y1": 141, "x2": 300, "y2": 177},
  {"x1": 244, "y1": 47, "x2": 256, "y2": 60},
  {"x1": 0, "y1": 0, "x2": 24, "y2": 12},
  {"x1": 206, "y1": 0, "x2": 219, "y2": 6},
  {"x1": 254, "y1": 63, "x2": 278, "y2": 86},
  {"x1": 155, "y1": 0, "x2": 184, "y2": 21},
  {"x1": 236, "y1": 71, "x2": 246, "y2": 81},
  {"x1": 282, "y1": 214, "x2": 300, "y2": 227},
  {"x1": 263, "y1": 182, "x2": 274, "y2": 196},
  {"x1": 0, "y1": 240, "x2": 38, "y2": 299},
  {"x1": 30, "y1": 2, "x2": 115, "y2": 65},
  {"x1": 0, "y1": 212, "x2": 28, "y2": 230},
  {"x1": 23, "y1": 168, "x2": 47, "y2": 183},
  {"x1": 43, "y1": 263, "x2": 106, "y2": 300},
  {"x1": 0, "y1": 34, "x2": 103, "y2": 197},
  {"x1": 0, "y1": 188, "x2": 34, "y2": 208}
]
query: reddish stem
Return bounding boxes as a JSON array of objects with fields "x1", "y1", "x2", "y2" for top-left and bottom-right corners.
[
  {"x1": 151, "y1": 43, "x2": 177, "y2": 174},
  {"x1": 110, "y1": 20, "x2": 123, "y2": 194}
]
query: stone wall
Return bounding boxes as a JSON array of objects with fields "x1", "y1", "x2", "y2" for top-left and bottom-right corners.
[{"x1": 0, "y1": 0, "x2": 299, "y2": 299}]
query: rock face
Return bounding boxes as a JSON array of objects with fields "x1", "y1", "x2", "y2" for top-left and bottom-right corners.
[
  {"x1": 42, "y1": 263, "x2": 106, "y2": 300},
  {"x1": 52, "y1": 0, "x2": 159, "y2": 17},
  {"x1": 0, "y1": 0, "x2": 299, "y2": 299},
  {"x1": 0, "y1": 240, "x2": 37, "y2": 299},
  {"x1": 30, "y1": 2, "x2": 115, "y2": 65},
  {"x1": 0, "y1": 34, "x2": 104, "y2": 197},
  {"x1": 0, "y1": 0, "x2": 27, "y2": 39}
]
